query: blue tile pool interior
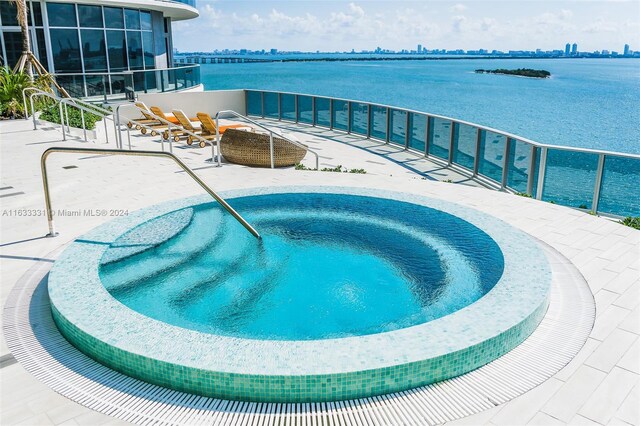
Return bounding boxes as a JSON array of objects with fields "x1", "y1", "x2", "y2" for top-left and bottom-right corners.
[
  {"x1": 99, "y1": 194, "x2": 505, "y2": 341},
  {"x1": 48, "y1": 186, "x2": 552, "y2": 403}
]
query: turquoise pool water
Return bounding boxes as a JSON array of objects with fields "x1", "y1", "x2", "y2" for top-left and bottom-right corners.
[{"x1": 100, "y1": 193, "x2": 505, "y2": 340}]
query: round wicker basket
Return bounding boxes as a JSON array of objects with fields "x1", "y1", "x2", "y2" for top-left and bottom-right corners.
[{"x1": 220, "y1": 129, "x2": 307, "y2": 168}]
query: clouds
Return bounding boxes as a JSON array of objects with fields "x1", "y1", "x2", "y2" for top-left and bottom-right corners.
[{"x1": 171, "y1": 1, "x2": 639, "y2": 52}]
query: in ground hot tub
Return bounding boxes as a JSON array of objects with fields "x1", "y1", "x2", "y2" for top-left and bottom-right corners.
[{"x1": 48, "y1": 186, "x2": 551, "y2": 402}]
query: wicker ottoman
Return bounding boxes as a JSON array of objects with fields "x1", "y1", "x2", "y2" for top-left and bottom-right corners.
[{"x1": 219, "y1": 128, "x2": 307, "y2": 168}]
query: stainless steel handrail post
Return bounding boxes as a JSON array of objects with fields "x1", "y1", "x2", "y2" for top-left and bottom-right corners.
[
  {"x1": 269, "y1": 134, "x2": 275, "y2": 169},
  {"x1": 40, "y1": 147, "x2": 260, "y2": 239},
  {"x1": 64, "y1": 104, "x2": 70, "y2": 132}
]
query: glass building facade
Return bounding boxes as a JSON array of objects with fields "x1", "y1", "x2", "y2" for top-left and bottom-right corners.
[{"x1": 0, "y1": 0, "x2": 198, "y2": 97}]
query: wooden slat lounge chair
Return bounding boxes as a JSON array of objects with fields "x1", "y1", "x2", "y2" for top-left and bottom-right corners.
[
  {"x1": 126, "y1": 102, "x2": 161, "y2": 130},
  {"x1": 194, "y1": 112, "x2": 251, "y2": 144}
]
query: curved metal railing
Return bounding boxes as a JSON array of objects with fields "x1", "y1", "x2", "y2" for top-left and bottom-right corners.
[
  {"x1": 245, "y1": 89, "x2": 640, "y2": 218},
  {"x1": 40, "y1": 147, "x2": 260, "y2": 239},
  {"x1": 215, "y1": 109, "x2": 320, "y2": 170}
]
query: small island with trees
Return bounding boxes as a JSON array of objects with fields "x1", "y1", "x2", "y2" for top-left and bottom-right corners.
[{"x1": 474, "y1": 68, "x2": 551, "y2": 78}]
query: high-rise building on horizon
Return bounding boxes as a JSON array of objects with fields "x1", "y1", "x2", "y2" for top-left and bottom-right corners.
[
  {"x1": 571, "y1": 43, "x2": 578, "y2": 55},
  {"x1": 624, "y1": 44, "x2": 630, "y2": 55},
  {"x1": 565, "y1": 43, "x2": 571, "y2": 56},
  {"x1": 417, "y1": 44, "x2": 423, "y2": 54}
]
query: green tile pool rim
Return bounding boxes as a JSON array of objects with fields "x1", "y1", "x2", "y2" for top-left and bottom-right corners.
[{"x1": 47, "y1": 186, "x2": 552, "y2": 402}]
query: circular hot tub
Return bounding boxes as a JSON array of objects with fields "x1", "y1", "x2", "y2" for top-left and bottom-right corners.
[{"x1": 48, "y1": 186, "x2": 551, "y2": 402}]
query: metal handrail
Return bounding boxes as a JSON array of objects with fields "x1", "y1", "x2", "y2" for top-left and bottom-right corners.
[
  {"x1": 117, "y1": 106, "x2": 222, "y2": 165},
  {"x1": 28, "y1": 90, "x2": 66, "y2": 140},
  {"x1": 40, "y1": 147, "x2": 260, "y2": 239},
  {"x1": 215, "y1": 109, "x2": 320, "y2": 170}
]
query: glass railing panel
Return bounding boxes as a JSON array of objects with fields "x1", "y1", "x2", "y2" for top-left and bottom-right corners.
[
  {"x1": 542, "y1": 149, "x2": 599, "y2": 209},
  {"x1": 145, "y1": 71, "x2": 157, "y2": 93},
  {"x1": 109, "y1": 75, "x2": 126, "y2": 96},
  {"x1": 85, "y1": 75, "x2": 107, "y2": 98},
  {"x1": 315, "y1": 97, "x2": 330, "y2": 127},
  {"x1": 246, "y1": 91, "x2": 262, "y2": 116},
  {"x1": 389, "y1": 109, "x2": 407, "y2": 146},
  {"x1": 506, "y1": 139, "x2": 532, "y2": 193},
  {"x1": 133, "y1": 72, "x2": 145, "y2": 92},
  {"x1": 264, "y1": 92, "x2": 279, "y2": 119},
  {"x1": 297, "y1": 95, "x2": 313, "y2": 124},
  {"x1": 56, "y1": 75, "x2": 86, "y2": 98},
  {"x1": 349, "y1": 102, "x2": 368, "y2": 136},
  {"x1": 281, "y1": 94, "x2": 295, "y2": 121},
  {"x1": 598, "y1": 156, "x2": 640, "y2": 217},
  {"x1": 452, "y1": 123, "x2": 477, "y2": 170},
  {"x1": 370, "y1": 105, "x2": 387, "y2": 140},
  {"x1": 478, "y1": 130, "x2": 506, "y2": 182},
  {"x1": 428, "y1": 117, "x2": 451, "y2": 160},
  {"x1": 408, "y1": 113, "x2": 426, "y2": 153},
  {"x1": 332, "y1": 99, "x2": 348, "y2": 131}
]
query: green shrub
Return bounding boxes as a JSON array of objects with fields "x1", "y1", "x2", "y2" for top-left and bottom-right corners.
[
  {"x1": 516, "y1": 192, "x2": 532, "y2": 198},
  {"x1": 40, "y1": 103, "x2": 102, "y2": 130},
  {"x1": 0, "y1": 68, "x2": 55, "y2": 118},
  {"x1": 348, "y1": 168, "x2": 366, "y2": 174},
  {"x1": 620, "y1": 216, "x2": 640, "y2": 230}
]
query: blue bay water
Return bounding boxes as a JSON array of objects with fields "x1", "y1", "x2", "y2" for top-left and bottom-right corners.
[{"x1": 200, "y1": 58, "x2": 640, "y2": 154}]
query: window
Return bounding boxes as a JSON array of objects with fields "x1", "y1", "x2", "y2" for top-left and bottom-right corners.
[
  {"x1": 142, "y1": 31, "x2": 154, "y2": 68},
  {"x1": 106, "y1": 30, "x2": 127, "y2": 71},
  {"x1": 104, "y1": 7, "x2": 124, "y2": 29},
  {"x1": 50, "y1": 28, "x2": 82, "y2": 72},
  {"x1": 1, "y1": 2, "x2": 18, "y2": 26},
  {"x1": 124, "y1": 9, "x2": 140, "y2": 30},
  {"x1": 126, "y1": 31, "x2": 143, "y2": 69},
  {"x1": 80, "y1": 29, "x2": 107, "y2": 72},
  {"x1": 78, "y1": 5, "x2": 103, "y2": 28},
  {"x1": 1, "y1": 31, "x2": 21, "y2": 67},
  {"x1": 47, "y1": 3, "x2": 77, "y2": 27},
  {"x1": 36, "y1": 28, "x2": 48, "y2": 70},
  {"x1": 140, "y1": 11, "x2": 152, "y2": 31},
  {"x1": 31, "y1": 1, "x2": 43, "y2": 26}
]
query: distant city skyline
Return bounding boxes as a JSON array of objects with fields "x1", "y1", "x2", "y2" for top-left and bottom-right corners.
[{"x1": 172, "y1": 1, "x2": 640, "y2": 53}]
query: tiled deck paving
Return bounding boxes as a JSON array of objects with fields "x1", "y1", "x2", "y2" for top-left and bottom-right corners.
[{"x1": 1, "y1": 116, "x2": 638, "y2": 425}]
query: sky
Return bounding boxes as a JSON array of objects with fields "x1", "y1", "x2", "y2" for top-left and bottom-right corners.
[{"x1": 172, "y1": 1, "x2": 640, "y2": 53}]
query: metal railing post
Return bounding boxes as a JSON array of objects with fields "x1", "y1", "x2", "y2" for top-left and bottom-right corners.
[
  {"x1": 526, "y1": 145, "x2": 537, "y2": 196},
  {"x1": 448, "y1": 121, "x2": 456, "y2": 165},
  {"x1": 473, "y1": 128, "x2": 482, "y2": 176},
  {"x1": 329, "y1": 99, "x2": 334, "y2": 130},
  {"x1": 592, "y1": 154, "x2": 605, "y2": 213},
  {"x1": 312, "y1": 97, "x2": 316, "y2": 126},
  {"x1": 502, "y1": 137, "x2": 512, "y2": 189},
  {"x1": 80, "y1": 107, "x2": 87, "y2": 141},
  {"x1": 424, "y1": 116, "x2": 431, "y2": 157},
  {"x1": 347, "y1": 102, "x2": 352, "y2": 134},
  {"x1": 405, "y1": 112, "x2": 410, "y2": 150},
  {"x1": 366, "y1": 105, "x2": 372, "y2": 139},
  {"x1": 294, "y1": 95, "x2": 299, "y2": 123},
  {"x1": 269, "y1": 133, "x2": 275, "y2": 169},
  {"x1": 535, "y1": 147, "x2": 548, "y2": 200},
  {"x1": 385, "y1": 107, "x2": 391, "y2": 143}
]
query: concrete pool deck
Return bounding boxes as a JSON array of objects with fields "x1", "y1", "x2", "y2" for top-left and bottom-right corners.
[{"x1": 1, "y1": 116, "x2": 638, "y2": 425}]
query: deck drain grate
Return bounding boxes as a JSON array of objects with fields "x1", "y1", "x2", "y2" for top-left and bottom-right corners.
[{"x1": 62, "y1": 165, "x2": 78, "y2": 169}]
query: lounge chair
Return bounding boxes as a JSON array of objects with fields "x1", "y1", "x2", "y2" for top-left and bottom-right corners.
[
  {"x1": 126, "y1": 102, "x2": 161, "y2": 130},
  {"x1": 194, "y1": 112, "x2": 251, "y2": 144},
  {"x1": 150, "y1": 106, "x2": 197, "y2": 126}
]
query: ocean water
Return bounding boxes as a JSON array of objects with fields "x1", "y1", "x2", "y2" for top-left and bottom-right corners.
[
  {"x1": 100, "y1": 193, "x2": 504, "y2": 340},
  {"x1": 200, "y1": 58, "x2": 640, "y2": 154}
]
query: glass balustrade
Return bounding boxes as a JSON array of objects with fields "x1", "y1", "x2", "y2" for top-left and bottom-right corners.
[
  {"x1": 408, "y1": 113, "x2": 427, "y2": 153},
  {"x1": 53, "y1": 65, "x2": 201, "y2": 100},
  {"x1": 244, "y1": 90, "x2": 638, "y2": 217},
  {"x1": 297, "y1": 95, "x2": 313, "y2": 124},
  {"x1": 428, "y1": 118, "x2": 451, "y2": 160},
  {"x1": 264, "y1": 92, "x2": 279, "y2": 119},
  {"x1": 281, "y1": 94, "x2": 296, "y2": 121},
  {"x1": 389, "y1": 109, "x2": 407, "y2": 146},
  {"x1": 452, "y1": 123, "x2": 477, "y2": 170},
  {"x1": 349, "y1": 102, "x2": 368, "y2": 136},
  {"x1": 542, "y1": 149, "x2": 599, "y2": 209},
  {"x1": 598, "y1": 156, "x2": 640, "y2": 217},
  {"x1": 332, "y1": 100, "x2": 349, "y2": 131},
  {"x1": 370, "y1": 106, "x2": 388, "y2": 141}
]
